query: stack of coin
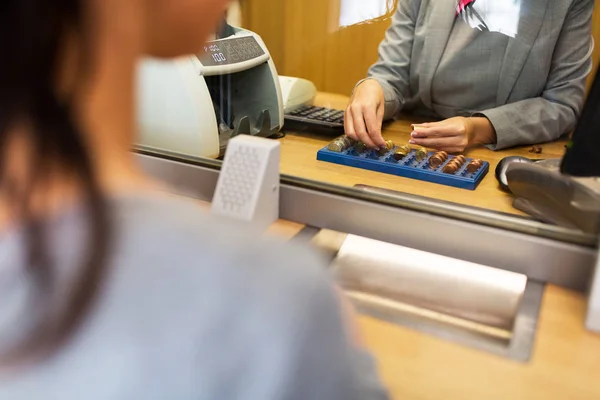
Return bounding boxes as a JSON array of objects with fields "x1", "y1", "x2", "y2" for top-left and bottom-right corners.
[
  {"x1": 354, "y1": 141, "x2": 368, "y2": 153},
  {"x1": 415, "y1": 146, "x2": 428, "y2": 161},
  {"x1": 466, "y1": 159, "x2": 483, "y2": 173},
  {"x1": 442, "y1": 155, "x2": 467, "y2": 174},
  {"x1": 393, "y1": 144, "x2": 411, "y2": 161},
  {"x1": 378, "y1": 140, "x2": 395, "y2": 156},
  {"x1": 428, "y1": 151, "x2": 448, "y2": 169},
  {"x1": 327, "y1": 136, "x2": 355, "y2": 152}
]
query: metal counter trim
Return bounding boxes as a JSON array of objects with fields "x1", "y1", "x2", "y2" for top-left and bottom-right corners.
[
  {"x1": 349, "y1": 280, "x2": 545, "y2": 362},
  {"x1": 135, "y1": 146, "x2": 596, "y2": 247},
  {"x1": 135, "y1": 150, "x2": 597, "y2": 291}
]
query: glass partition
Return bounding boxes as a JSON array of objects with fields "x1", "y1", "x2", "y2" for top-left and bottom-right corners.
[{"x1": 135, "y1": 0, "x2": 600, "y2": 245}]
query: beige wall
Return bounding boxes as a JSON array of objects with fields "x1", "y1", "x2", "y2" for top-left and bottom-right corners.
[{"x1": 243, "y1": 0, "x2": 600, "y2": 95}]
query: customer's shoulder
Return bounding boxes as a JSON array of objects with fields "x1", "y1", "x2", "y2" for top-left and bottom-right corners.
[
  {"x1": 104, "y1": 192, "x2": 335, "y2": 336},
  {"x1": 111, "y1": 192, "x2": 329, "y2": 289}
]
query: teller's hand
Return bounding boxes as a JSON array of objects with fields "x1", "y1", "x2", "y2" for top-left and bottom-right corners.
[
  {"x1": 409, "y1": 116, "x2": 497, "y2": 152},
  {"x1": 344, "y1": 79, "x2": 386, "y2": 149}
]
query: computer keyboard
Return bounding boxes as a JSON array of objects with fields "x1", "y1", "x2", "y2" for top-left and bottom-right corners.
[{"x1": 283, "y1": 105, "x2": 345, "y2": 136}]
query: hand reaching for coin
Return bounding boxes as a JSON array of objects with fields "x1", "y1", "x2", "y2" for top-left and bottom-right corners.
[
  {"x1": 344, "y1": 79, "x2": 386, "y2": 149},
  {"x1": 409, "y1": 116, "x2": 497, "y2": 153}
]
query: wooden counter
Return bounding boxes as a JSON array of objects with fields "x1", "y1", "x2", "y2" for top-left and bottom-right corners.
[
  {"x1": 361, "y1": 284, "x2": 600, "y2": 400},
  {"x1": 268, "y1": 219, "x2": 600, "y2": 400},
  {"x1": 279, "y1": 93, "x2": 568, "y2": 215}
]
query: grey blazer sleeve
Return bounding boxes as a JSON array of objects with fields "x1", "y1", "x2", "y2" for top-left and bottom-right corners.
[
  {"x1": 363, "y1": 0, "x2": 421, "y2": 119},
  {"x1": 480, "y1": 0, "x2": 594, "y2": 150}
]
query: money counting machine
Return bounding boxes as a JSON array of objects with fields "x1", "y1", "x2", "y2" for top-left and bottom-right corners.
[{"x1": 136, "y1": 23, "x2": 284, "y2": 159}]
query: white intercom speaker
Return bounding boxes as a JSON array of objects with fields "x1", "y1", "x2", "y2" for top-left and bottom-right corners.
[{"x1": 210, "y1": 135, "x2": 280, "y2": 231}]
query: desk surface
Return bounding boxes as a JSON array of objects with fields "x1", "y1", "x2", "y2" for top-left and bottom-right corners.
[
  {"x1": 279, "y1": 93, "x2": 568, "y2": 215},
  {"x1": 269, "y1": 220, "x2": 600, "y2": 400},
  {"x1": 362, "y1": 284, "x2": 600, "y2": 400}
]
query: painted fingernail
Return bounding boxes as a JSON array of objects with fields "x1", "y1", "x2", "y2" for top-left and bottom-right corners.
[
  {"x1": 411, "y1": 131, "x2": 416, "y2": 137},
  {"x1": 409, "y1": 140, "x2": 416, "y2": 144}
]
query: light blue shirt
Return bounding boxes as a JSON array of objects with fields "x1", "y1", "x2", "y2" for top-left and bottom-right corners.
[{"x1": 0, "y1": 192, "x2": 388, "y2": 399}]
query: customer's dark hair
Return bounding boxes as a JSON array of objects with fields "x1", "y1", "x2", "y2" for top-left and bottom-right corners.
[{"x1": 0, "y1": 0, "x2": 110, "y2": 362}]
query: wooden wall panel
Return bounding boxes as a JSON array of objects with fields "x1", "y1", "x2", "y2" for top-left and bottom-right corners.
[
  {"x1": 240, "y1": 0, "x2": 286, "y2": 72},
  {"x1": 243, "y1": 0, "x2": 395, "y2": 95},
  {"x1": 281, "y1": 0, "x2": 395, "y2": 95},
  {"x1": 587, "y1": 2, "x2": 600, "y2": 91}
]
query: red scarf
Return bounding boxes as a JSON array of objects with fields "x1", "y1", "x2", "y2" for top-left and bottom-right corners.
[{"x1": 456, "y1": 0, "x2": 476, "y2": 16}]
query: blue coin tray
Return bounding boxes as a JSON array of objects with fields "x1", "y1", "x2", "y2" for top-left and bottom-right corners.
[{"x1": 316, "y1": 144, "x2": 489, "y2": 190}]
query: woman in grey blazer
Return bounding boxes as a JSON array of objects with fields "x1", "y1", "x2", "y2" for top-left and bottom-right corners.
[{"x1": 345, "y1": 0, "x2": 594, "y2": 152}]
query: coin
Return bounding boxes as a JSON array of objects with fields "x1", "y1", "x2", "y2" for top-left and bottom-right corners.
[
  {"x1": 466, "y1": 159, "x2": 483, "y2": 173},
  {"x1": 429, "y1": 151, "x2": 448, "y2": 168},
  {"x1": 328, "y1": 136, "x2": 353, "y2": 152},
  {"x1": 429, "y1": 155, "x2": 443, "y2": 168},
  {"x1": 529, "y1": 146, "x2": 542, "y2": 154},
  {"x1": 378, "y1": 140, "x2": 395, "y2": 156},
  {"x1": 454, "y1": 155, "x2": 466, "y2": 165},
  {"x1": 355, "y1": 142, "x2": 367, "y2": 153},
  {"x1": 393, "y1": 150, "x2": 408, "y2": 160},
  {"x1": 343, "y1": 136, "x2": 355, "y2": 147},
  {"x1": 393, "y1": 146, "x2": 410, "y2": 161},
  {"x1": 327, "y1": 141, "x2": 344, "y2": 152},
  {"x1": 443, "y1": 164, "x2": 458, "y2": 174},
  {"x1": 398, "y1": 144, "x2": 411, "y2": 153},
  {"x1": 415, "y1": 147, "x2": 428, "y2": 161}
]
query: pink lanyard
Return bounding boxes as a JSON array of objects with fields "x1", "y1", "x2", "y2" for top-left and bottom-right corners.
[{"x1": 456, "y1": 0, "x2": 476, "y2": 16}]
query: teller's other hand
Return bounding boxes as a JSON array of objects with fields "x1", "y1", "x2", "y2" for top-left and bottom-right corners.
[{"x1": 410, "y1": 116, "x2": 496, "y2": 152}]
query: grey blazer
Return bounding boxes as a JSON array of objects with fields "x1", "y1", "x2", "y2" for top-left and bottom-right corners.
[{"x1": 365, "y1": 0, "x2": 594, "y2": 149}]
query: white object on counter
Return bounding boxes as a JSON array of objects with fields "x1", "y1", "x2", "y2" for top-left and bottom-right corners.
[
  {"x1": 278, "y1": 75, "x2": 317, "y2": 113},
  {"x1": 333, "y1": 234, "x2": 528, "y2": 331},
  {"x1": 211, "y1": 135, "x2": 280, "y2": 231},
  {"x1": 137, "y1": 56, "x2": 220, "y2": 159}
]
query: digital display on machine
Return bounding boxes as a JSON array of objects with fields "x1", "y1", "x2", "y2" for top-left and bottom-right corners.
[{"x1": 199, "y1": 37, "x2": 265, "y2": 67}]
